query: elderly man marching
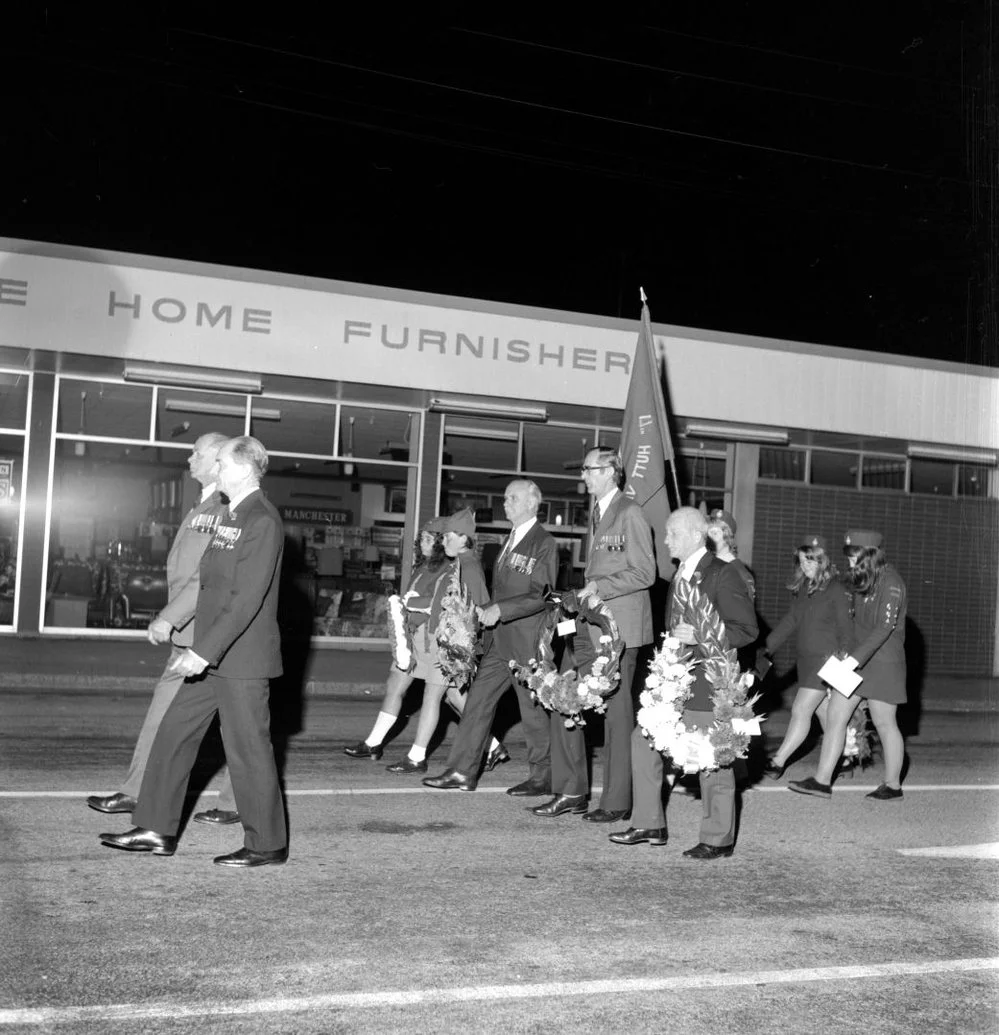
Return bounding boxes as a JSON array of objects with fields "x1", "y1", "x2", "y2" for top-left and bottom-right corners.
[
  {"x1": 611, "y1": 506, "x2": 757, "y2": 859},
  {"x1": 530, "y1": 447, "x2": 655, "y2": 822}
]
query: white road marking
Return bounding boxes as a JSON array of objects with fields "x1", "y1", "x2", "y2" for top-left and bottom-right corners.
[
  {"x1": 898, "y1": 843, "x2": 999, "y2": 859},
  {"x1": 0, "y1": 957, "x2": 996, "y2": 1026}
]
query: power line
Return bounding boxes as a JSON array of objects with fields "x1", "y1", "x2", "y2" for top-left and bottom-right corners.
[{"x1": 168, "y1": 28, "x2": 968, "y2": 184}]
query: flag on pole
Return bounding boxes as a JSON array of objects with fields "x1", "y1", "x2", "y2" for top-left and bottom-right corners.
[{"x1": 619, "y1": 291, "x2": 677, "y2": 579}]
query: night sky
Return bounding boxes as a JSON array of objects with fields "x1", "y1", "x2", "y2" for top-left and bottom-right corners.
[{"x1": 3, "y1": 8, "x2": 995, "y2": 368}]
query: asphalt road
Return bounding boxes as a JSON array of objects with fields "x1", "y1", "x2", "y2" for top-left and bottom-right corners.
[{"x1": 2, "y1": 690, "x2": 997, "y2": 1034}]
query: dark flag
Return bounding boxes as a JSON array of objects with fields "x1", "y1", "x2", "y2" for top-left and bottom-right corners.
[{"x1": 619, "y1": 293, "x2": 677, "y2": 579}]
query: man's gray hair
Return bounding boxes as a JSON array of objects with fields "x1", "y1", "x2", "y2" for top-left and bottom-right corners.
[
  {"x1": 670, "y1": 505, "x2": 708, "y2": 537},
  {"x1": 223, "y1": 436, "x2": 269, "y2": 478}
]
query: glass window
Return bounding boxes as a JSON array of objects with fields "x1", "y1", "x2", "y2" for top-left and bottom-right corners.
[
  {"x1": 759, "y1": 447, "x2": 805, "y2": 482},
  {"x1": 340, "y1": 405, "x2": 415, "y2": 463},
  {"x1": 442, "y1": 417, "x2": 520, "y2": 471},
  {"x1": 861, "y1": 454, "x2": 906, "y2": 491},
  {"x1": 522, "y1": 424, "x2": 594, "y2": 476},
  {"x1": 252, "y1": 398, "x2": 336, "y2": 455},
  {"x1": 0, "y1": 435, "x2": 25, "y2": 627},
  {"x1": 958, "y1": 463, "x2": 990, "y2": 498},
  {"x1": 810, "y1": 450, "x2": 857, "y2": 487},
  {"x1": 681, "y1": 454, "x2": 725, "y2": 492},
  {"x1": 58, "y1": 379, "x2": 153, "y2": 439},
  {"x1": 910, "y1": 458, "x2": 955, "y2": 496},
  {"x1": 0, "y1": 371, "x2": 30, "y2": 429},
  {"x1": 155, "y1": 389, "x2": 247, "y2": 443}
]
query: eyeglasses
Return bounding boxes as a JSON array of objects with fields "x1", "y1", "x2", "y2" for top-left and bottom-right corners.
[{"x1": 579, "y1": 465, "x2": 610, "y2": 473}]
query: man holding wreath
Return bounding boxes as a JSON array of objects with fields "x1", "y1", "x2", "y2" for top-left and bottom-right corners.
[{"x1": 611, "y1": 506, "x2": 757, "y2": 859}]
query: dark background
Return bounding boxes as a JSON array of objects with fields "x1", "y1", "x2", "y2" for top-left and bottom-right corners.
[{"x1": 2, "y1": 6, "x2": 995, "y2": 366}]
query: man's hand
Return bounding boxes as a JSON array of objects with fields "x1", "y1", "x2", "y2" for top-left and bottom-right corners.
[
  {"x1": 168, "y1": 649, "x2": 209, "y2": 678},
  {"x1": 477, "y1": 604, "x2": 501, "y2": 628},
  {"x1": 147, "y1": 617, "x2": 173, "y2": 645},
  {"x1": 577, "y1": 581, "x2": 601, "y2": 608},
  {"x1": 672, "y1": 621, "x2": 697, "y2": 645}
]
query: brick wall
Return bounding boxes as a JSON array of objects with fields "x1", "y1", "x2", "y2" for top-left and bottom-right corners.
[{"x1": 753, "y1": 483, "x2": 998, "y2": 676}]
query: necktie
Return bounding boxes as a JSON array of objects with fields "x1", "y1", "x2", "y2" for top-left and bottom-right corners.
[
  {"x1": 496, "y1": 531, "x2": 515, "y2": 569},
  {"x1": 590, "y1": 504, "x2": 601, "y2": 537}
]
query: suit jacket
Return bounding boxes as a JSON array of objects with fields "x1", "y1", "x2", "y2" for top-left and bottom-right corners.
[
  {"x1": 192, "y1": 489, "x2": 284, "y2": 679},
  {"x1": 667, "y1": 552, "x2": 758, "y2": 711},
  {"x1": 157, "y1": 491, "x2": 226, "y2": 648},
  {"x1": 585, "y1": 492, "x2": 655, "y2": 648},
  {"x1": 487, "y1": 521, "x2": 558, "y2": 664}
]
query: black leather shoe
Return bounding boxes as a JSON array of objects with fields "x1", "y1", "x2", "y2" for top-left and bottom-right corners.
[
  {"x1": 762, "y1": 759, "x2": 786, "y2": 780},
  {"x1": 343, "y1": 741, "x2": 383, "y2": 760},
  {"x1": 422, "y1": 769, "x2": 477, "y2": 791},
  {"x1": 99, "y1": 826, "x2": 177, "y2": 856},
  {"x1": 683, "y1": 842, "x2": 734, "y2": 860},
  {"x1": 608, "y1": 826, "x2": 668, "y2": 846},
  {"x1": 866, "y1": 783, "x2": 903, "y2": 800},
  {"x1": 484, "y1": 744, "x2": 512, "y2": 772},
  {"x1": 86, "y1": 792, "x2": 137, "y2": 814},
  {"x1": 788, "y1": 777, "x2": 832, "y2": 799},
  {"x1": 386, "y1": 757, "x2": 428, "y2": 774},
  {"x1": 213, "y1": 847, "x2": 288, "y2": 867},
  {"x1": 531, "y1": 794, "x2": 588, "y2": 817},
  {"x1": 505, "y1": 778, "x2": 552, "y2": 797},
  {"x1": 193, "y1": 809, "x2": 241, "y2": 825},
  {"x1": 582, "y1": 808, "x2": 631, "y2": 823}
]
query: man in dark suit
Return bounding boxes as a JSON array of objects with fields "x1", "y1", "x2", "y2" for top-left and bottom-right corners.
[
  {"x1": 423, "y1": 479, "x2": 557, "y2": 794},
  {"x1": 610, "y1": 506, "x2": 757, "y2": 859},
  {"x1": 86, "y1": 432, "x2": 235, "y2": 820},
  {"x1": 531, "y1": 447, "x2": 655, "y2": 822},
  {"x1": 100, "y1": 436, "x2": 287, "y2": 867}
]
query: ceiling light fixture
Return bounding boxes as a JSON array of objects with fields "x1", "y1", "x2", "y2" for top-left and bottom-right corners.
[
  {"x1": 123, "y1": 364, "x2": 262, "y2": 393},
  {"x1": 445, "y1": 424, "x2": 519, "y2": 442},
  {"x1": 907, "y1": 444, "x2": 997, "y2": 465},
  {"x1": 164, "y1": 399, "x2": 281, "y2": 420},
  {"x1": 429, "y1": 398, "x2": 548, "y2": 423},
  {"x1": 684, "y1": 421, "x2": 789, "y2": 445}
]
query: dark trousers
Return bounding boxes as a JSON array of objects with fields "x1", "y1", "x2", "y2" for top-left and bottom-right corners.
[
  {"x1": 133, "y1": 672, "x2": 286, "y2": 852},
  {"x1": 550, "y1": 646, "x2": 639, "y2": 807},
  {"x1": 446, "y1": 649, "x2": 551, "y2": 782}
]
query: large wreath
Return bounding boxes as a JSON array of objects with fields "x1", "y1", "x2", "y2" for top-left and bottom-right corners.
[
  {"x1": 435, "y1": 564, "x2": 479, "y2": 689},
  {"x1": 637, "y1": 577, "x2": 763, "y2": 773},
  {"x1": 509, "y1": 594, "x2": 625, "y2": 729},
  {"x1": 387, "y1": 593, "x2": 415, "y2": 673}
]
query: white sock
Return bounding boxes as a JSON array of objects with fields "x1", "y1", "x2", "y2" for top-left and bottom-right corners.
[
  {"x1": 408, "y1": 745, "x2": 427, "y2": 762},
  {"x1": 366, "y1": 711, "x2": 396, "y2": 746}
]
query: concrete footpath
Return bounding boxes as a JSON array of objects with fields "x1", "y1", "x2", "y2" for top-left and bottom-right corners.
[{"x1": 0, "y1": 636, "x2": 996, "y2": 712}]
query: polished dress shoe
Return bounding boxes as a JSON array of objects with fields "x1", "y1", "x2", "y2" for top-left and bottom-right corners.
[
  {"x1": 99, "y1": 826, "x2": 177, "y2": 856},
  {"x1": 582, "y1": 808, "x2": 631, "y2": 823},
  {"x1": 531, "y1": 794, "x2": 588, "y2": 817},
  {"x1": 343, "y1": 741, "x2": 383, "y2": 760},
  {"x1": 788, "y1": 776, "x2": 832, "y2": 799},
  {"x1": 213, "y1": 847, "x2": 288, "y2": 867},
  {"x1": 422, "y1": 769, "x2": 477, "y2": 791},
  {"x1": 505, "y1": 778, "x2": 552, "y2": 797},
  {"x1": 608, "y1": 826, "x2": 668, "y2": 846},
  {"x1": 762, "y1": 759, "x2": 786, "y2": 780},
  {"x1": 484, "y1": 744, "x2": 512, "y2": 772},
  {"x1": 866, "y1": 783, "x2": 903, "y2": 800},
  {"x1": 386, "y1": 757, "x2": 428, "y2": 774},
  {"x1": 86, "y1": 792, "x2": 137, "y2": 814},
  {"x1": 683, "y1": 842, "x2": 734, "y2": 860},
  {"x1": 193, "y1": 809, "x2": 241, "y2": 825}
]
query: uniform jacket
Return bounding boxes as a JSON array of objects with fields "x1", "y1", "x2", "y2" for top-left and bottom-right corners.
[
  {"x1": 667, "y1": 552, "x2": 758, "y2": 711},
  {"x1": 766, "y1": 579, "x2": 853, "y2": 662},
  {"x1": 487, "y1": 521, "x2": 558, "y2": 663},
  {"x1": 157, "y1": 490, "x2": 226, "y2": 648},
  {"x1": 585, "y1": 492, "x2": 655, "y2": 648},
  {"x1": 852, "y1": 565, "x2": 906, "y2": 670},
  {"x1": 192, "y1": 490, "x2": 284, "y2": 679}
]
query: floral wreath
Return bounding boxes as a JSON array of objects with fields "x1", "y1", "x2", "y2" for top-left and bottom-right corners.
[
  {"x1": 509, "y1": 594, "x2": 625, "y2": 729},
  {"x1": 839, "y1": 695, "x2": 877, "y2": 767},
  {"x1": 387, "y1": 593, "x2": 415, "y2": 673},
  {"x1": 637, "y1": 577, "x2": 763, "y2": 773},
  {"x1": 435, "y1": 563, "x2": 479, "y2": 689}
]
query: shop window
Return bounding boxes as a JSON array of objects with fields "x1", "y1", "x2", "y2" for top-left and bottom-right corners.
[
  {"x1": 442, "y1": 417, "x2": 520, "y2": 471},
  {"x1": 910, "y1": 458, "x2": 955, "y2": 496},
  {"x1": 155, "y1": 388, "x2": 247, "y2": 442},
  {"x1": 958, "y1": 463, "x2": 990, "y2": 498},
  {"x1": 861, "y1": 454, "x2": 906, "y2": 491},
  {"x1": 58, "y1": 379, "x2": 153, "y2": 440},
  {"x1": 759, "y1": 447, "x2": 805, "y2": 482},
  {"x1": 523, "y1": 424, "x2": 596, "y2": 475},
  {"x1": 809, "y1": 450, "x2": 856, "y2": 488},
  {"x1": 251, "y1": 398, "x2": 336, "y2": 455},
  {"x1": 0, "y1": 435, "x2": 25, "y2": 626},
  {"x1": 340, "y1": 405, "x2": 414, "y2": 462},
  {"x1": 0, "y1": 372, "x2": 30, "y2": 429},
  {"x1": 681, "y1": 452, "x2": 725, "y2": 504}
]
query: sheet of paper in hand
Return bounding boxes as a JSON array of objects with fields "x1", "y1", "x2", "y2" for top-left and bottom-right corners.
[{"x1": 818, "y1": 656, "x2": 863, "y2": 698}]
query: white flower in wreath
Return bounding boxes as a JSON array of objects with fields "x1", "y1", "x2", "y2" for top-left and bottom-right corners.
[{"x1": 661, "y1": 635, "x2": 682, "y2": 651}]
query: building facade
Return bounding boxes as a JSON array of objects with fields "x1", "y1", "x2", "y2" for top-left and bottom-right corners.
[{"x1": 0, "y1": 239, "x2": 996, "y2": 674}]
